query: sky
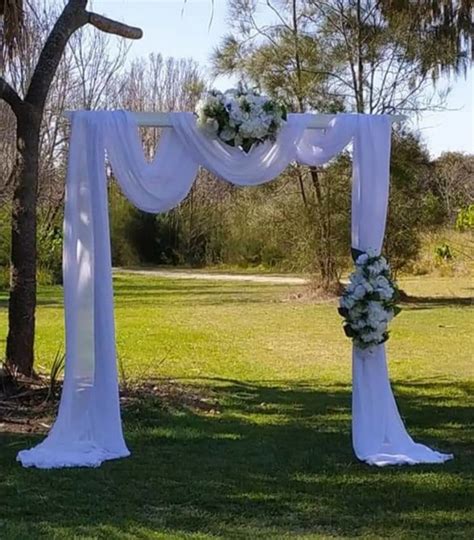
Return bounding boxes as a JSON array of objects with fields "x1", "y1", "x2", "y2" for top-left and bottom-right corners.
[{"x1": 94, "y1": 0, "x2": 473, "y2": 158}]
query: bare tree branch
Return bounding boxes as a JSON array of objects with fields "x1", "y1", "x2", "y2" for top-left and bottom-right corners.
[
  {"x1": 25, "y1": 2, "x2": 89, "y2": 109},
  {"x1": 0, "y1": 76, "x2": 23, "y2": 116},
  {"x1": 87, "y1": 12, "x2": 143, "y2": 40},
  {"x1": 25, "y1": 1, "x2": 142, "y2": 110}
]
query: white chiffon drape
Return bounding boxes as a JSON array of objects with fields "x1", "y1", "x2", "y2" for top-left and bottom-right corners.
[{"x1": 17, "y1": 111, "x2": 452, "y2": 468}]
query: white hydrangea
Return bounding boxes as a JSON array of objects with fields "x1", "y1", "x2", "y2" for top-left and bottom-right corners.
[
  {"x1": 198, "y1": 117, "x2": 218, "y2": 137},
  {"x1": 196, "y1": 88, "x2": 286, "y2": 152},
  {"x1": 339, "y1": 251, "x2": 400, "y2": 350},
  {"x1": 220, "y1": 128, "x2": 236, "y2": 141}
]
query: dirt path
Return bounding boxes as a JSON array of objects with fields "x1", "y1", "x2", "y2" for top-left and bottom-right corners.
[{"x1": 114, "y1": 268, "x2": 308, "y2": 285}]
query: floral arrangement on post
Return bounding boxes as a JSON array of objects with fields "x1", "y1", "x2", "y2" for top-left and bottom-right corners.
[
  {"x1": 195, "y1": 88, "x2": 287, "y2": 153},
  {"x1": 338, "y1": 249, "x2": 401, "y2": 350}
]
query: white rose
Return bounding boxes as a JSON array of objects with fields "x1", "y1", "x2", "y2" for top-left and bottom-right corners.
[
  {"x1": 204, "y1": 118, "x2": 218, "y2": 135},
  {"x1": 219, "y1": 128, "x2": 236, "y2": 142},
  {"x1": 352, "y1": 284, "x2": 366, "y2": 300},
  {"x1": 349, "y1": 304, "x2": 364, "y2": 319},
  {"x1": 369, "y1": 261, "x2": 383, "y2": 275},
  {"x1": 363, "y1": 281, "x2": 374, "y2": 293},
  {"x1": 361, "y1": 331, "x2": 374, "y2": 343},
  {"x1": 356, "y1": 253, "x2": 369, "y2": 266},
  {"x1": 377, "y1": 286, "x2": 393, "y2": 300},
  {"x1": 340, "y1": 295, "x2": 355, "y2": 310},
  {"x1": 379, "y1": 257, "x2": 389, "y2": 270},
  {"x1": 354, "y1": 319, "x2": 368, "y2": 330},
  {"x1": 375, "y1": 275, "x2": 390, "y2": 288}
]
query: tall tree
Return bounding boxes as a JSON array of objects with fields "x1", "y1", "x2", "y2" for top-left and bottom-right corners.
[
  {"x1": 431, "y1": 152, "x2": 474, "y2": 222},
  {"x1": 214, "y1": 0, "x2": 472, "y2": 285},
  {"x1": 215, "y1": 1, "x2": 473, "y2": 114},
  {"x1": 0, "y1": 0, "x2": 142, "y2": 376},
  {"x1": 0, "y1": 0, "x2": 24, "y2": 64},
  {"x1": 304, "y1": 0, "x2": 473, "y2": 113}
]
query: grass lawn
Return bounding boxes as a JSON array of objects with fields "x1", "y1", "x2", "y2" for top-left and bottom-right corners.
[{"x1": 0, "y1": 273, "x2": 472, "y2": 539}]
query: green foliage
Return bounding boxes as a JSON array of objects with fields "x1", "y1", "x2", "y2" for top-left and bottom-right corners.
[
  {"x1": 0, "y1": 205, "x2": 10, "y2": 270},
  {"x1": 109, "y1": 182, "x2": 141, "y2": 267},
  {"x1": 420, "y1": 191, "x2": 446, "y2": 226},
  {"x1": 101, "y1": 133, "x2": 446, "y2": 280},
  {"x1": 380, "y1": 0, "x2": 473, "y2": 76},
  {"x1": 0, "y1": 205, "x2": 9, "y2": 289},
  {"x1": 435, "y1": 242, "x2": 454, "y2": 261},
  {"x1": 431, "y1": 152, "x2": 474, "y2": 224},
  {"x1": 46, "y1": 348, "x2": 65, "y2": 402},
  {"x1": 455, "y1": 204, "x2": 474, "y2": 231},
  {"x1": 0, "y1": 266, "x2": 9, "y2": 290},
  {"x1": 409, "y1": 228, "x2": 474, "y2": 276},
  {"x1": 37, "y1": 218, "x2": 63, "y2": 284},
  {"x1": 0, "y1": 205, "x2": 63, "y2": 287},
  {"x1": 384, "y1": 133, "x2": 434, "y2": 273}
]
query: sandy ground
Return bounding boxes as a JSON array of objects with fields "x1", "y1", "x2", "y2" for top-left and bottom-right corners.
[{"x1": 114, "y1": 267, "x2": 308, "y2": 285}]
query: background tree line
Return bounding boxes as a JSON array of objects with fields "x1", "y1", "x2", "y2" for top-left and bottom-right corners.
[
  {"x1": 2, "y1": 0, "x2": 469, "y2": 283},
  {"x1": 0, "y1": 0, "x2": 472, "y2": 375}
]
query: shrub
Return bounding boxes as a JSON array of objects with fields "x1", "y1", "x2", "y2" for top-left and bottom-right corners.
[
  {"x1": 109, "y1": 182, "x2": 140, "y2": 267},
  {"x1": 455, "y1": 205, "x2": 474, "y2": 232},
  {"x1": 435, "y1": 242, "x2": 453, "y2": 261},
  {"x1": 37, "y1": 222, "x2": 63, "y2": 284},
  {"x1": 0, "y1": 265, "x2": 9, "y2": 289}
]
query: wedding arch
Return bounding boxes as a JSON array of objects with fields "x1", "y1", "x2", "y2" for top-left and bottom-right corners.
[{"x1": 17, "y1": 110, "x2": 453, "y2": 469}]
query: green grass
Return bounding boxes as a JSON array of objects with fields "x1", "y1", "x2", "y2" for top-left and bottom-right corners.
[{"x1": 0, "y1": 274, "x2": 473, "y2": 539}]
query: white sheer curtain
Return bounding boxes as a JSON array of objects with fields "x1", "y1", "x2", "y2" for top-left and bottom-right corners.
[
  {"x1": 17, "y1": 111, "x2": 452, "y2": 468},
  {"x1": 350, "y1": 117, "x2": 452, "y2": 465}
]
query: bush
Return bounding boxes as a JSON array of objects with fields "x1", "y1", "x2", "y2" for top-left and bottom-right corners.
[
  {"x1": 406, "y1": 229, "x2": 473, "y2": 277},
  {"x1": 435, "y1": 242, "x2": 453, "y2": 261},
  {"x1": 0, "y1": 205, "x2": 10, "y2": 269},
  {"x1": 37, "y1": 221, "x2": 63, "y2": 284},
  {"x1": 0, "y1": 265, "x2": 9, "y2": 289},
  {"x1": 384, "y1": 133, "x2": 433, "y2": 274},
  {"x1": 456, "y1": 205, "x2": 474, "y2": 232},
  {"x1": 109, "y1": 182, "x2": 141, "y2": 267}
]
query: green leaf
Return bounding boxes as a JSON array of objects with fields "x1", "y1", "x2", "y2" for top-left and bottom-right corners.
[
  {"x1": 351, "y1": 248, "x2": 365, "y2": 262},
  {"x1": 343, "y1": 324, "x2": 355, "y2": 338},
  {"x1": 338, "y1": 307, "x2": 349, "y2": 318}
]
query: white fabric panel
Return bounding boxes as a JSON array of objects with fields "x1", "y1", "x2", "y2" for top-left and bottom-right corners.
[
  {"x1": 104, "y1": 112, "x2": 198, "y2": 212},
  {"x1": 296, "y1": 114, "x2": 355, "y2": 166},
  {"x1": 171, "y1": 112, "x2": 311, "y2": 184},
  {"x1": 350, "y1": 115, "x2": 452, "y2": 466},
  {"x1": 18, "y1": 114, "x2": 130, "y2": 468},
  {"x1": 17, "y1": 110, "x2": 452, "y2": 468}
]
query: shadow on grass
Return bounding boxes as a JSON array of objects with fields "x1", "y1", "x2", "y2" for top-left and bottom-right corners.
[
  {"x1": 1, "y1": 279, "x2": 293, "y2": 311},
  {"x1": 113, "y1": 279, "x2": 293, "y2": 307},
  {"x1": 0, "y1": 285, "x2": 64, "y2": 309},
  {"x1": 1, "y1": 379, "x2": 472, "y2": 539},
  {"x1": 401, "y1": 295, "x2": 473, "y2": 310}
]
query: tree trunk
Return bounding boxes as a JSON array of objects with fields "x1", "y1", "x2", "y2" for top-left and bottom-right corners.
[
  {"x1": 309, "y1": 167, "x2": 338, "y2": 289},
  {"x1": 1, "y1": 1, "x2": 141, "y2": 377},
  {"x1": 6, "y1": 108, "x2": 41, "y2": 376}
]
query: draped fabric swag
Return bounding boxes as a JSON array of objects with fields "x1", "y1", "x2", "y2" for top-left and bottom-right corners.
[{"x1": 17, "y1": 111, "x2": 452, "y2": 469}]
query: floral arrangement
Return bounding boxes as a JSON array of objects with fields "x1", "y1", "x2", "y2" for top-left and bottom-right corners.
[
  {"x1": 195, "y1": 88, "x2": 287, "y2": 153},
  {"x1": 338, "y1": 249, "x2": 401, "y2": 350}
]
